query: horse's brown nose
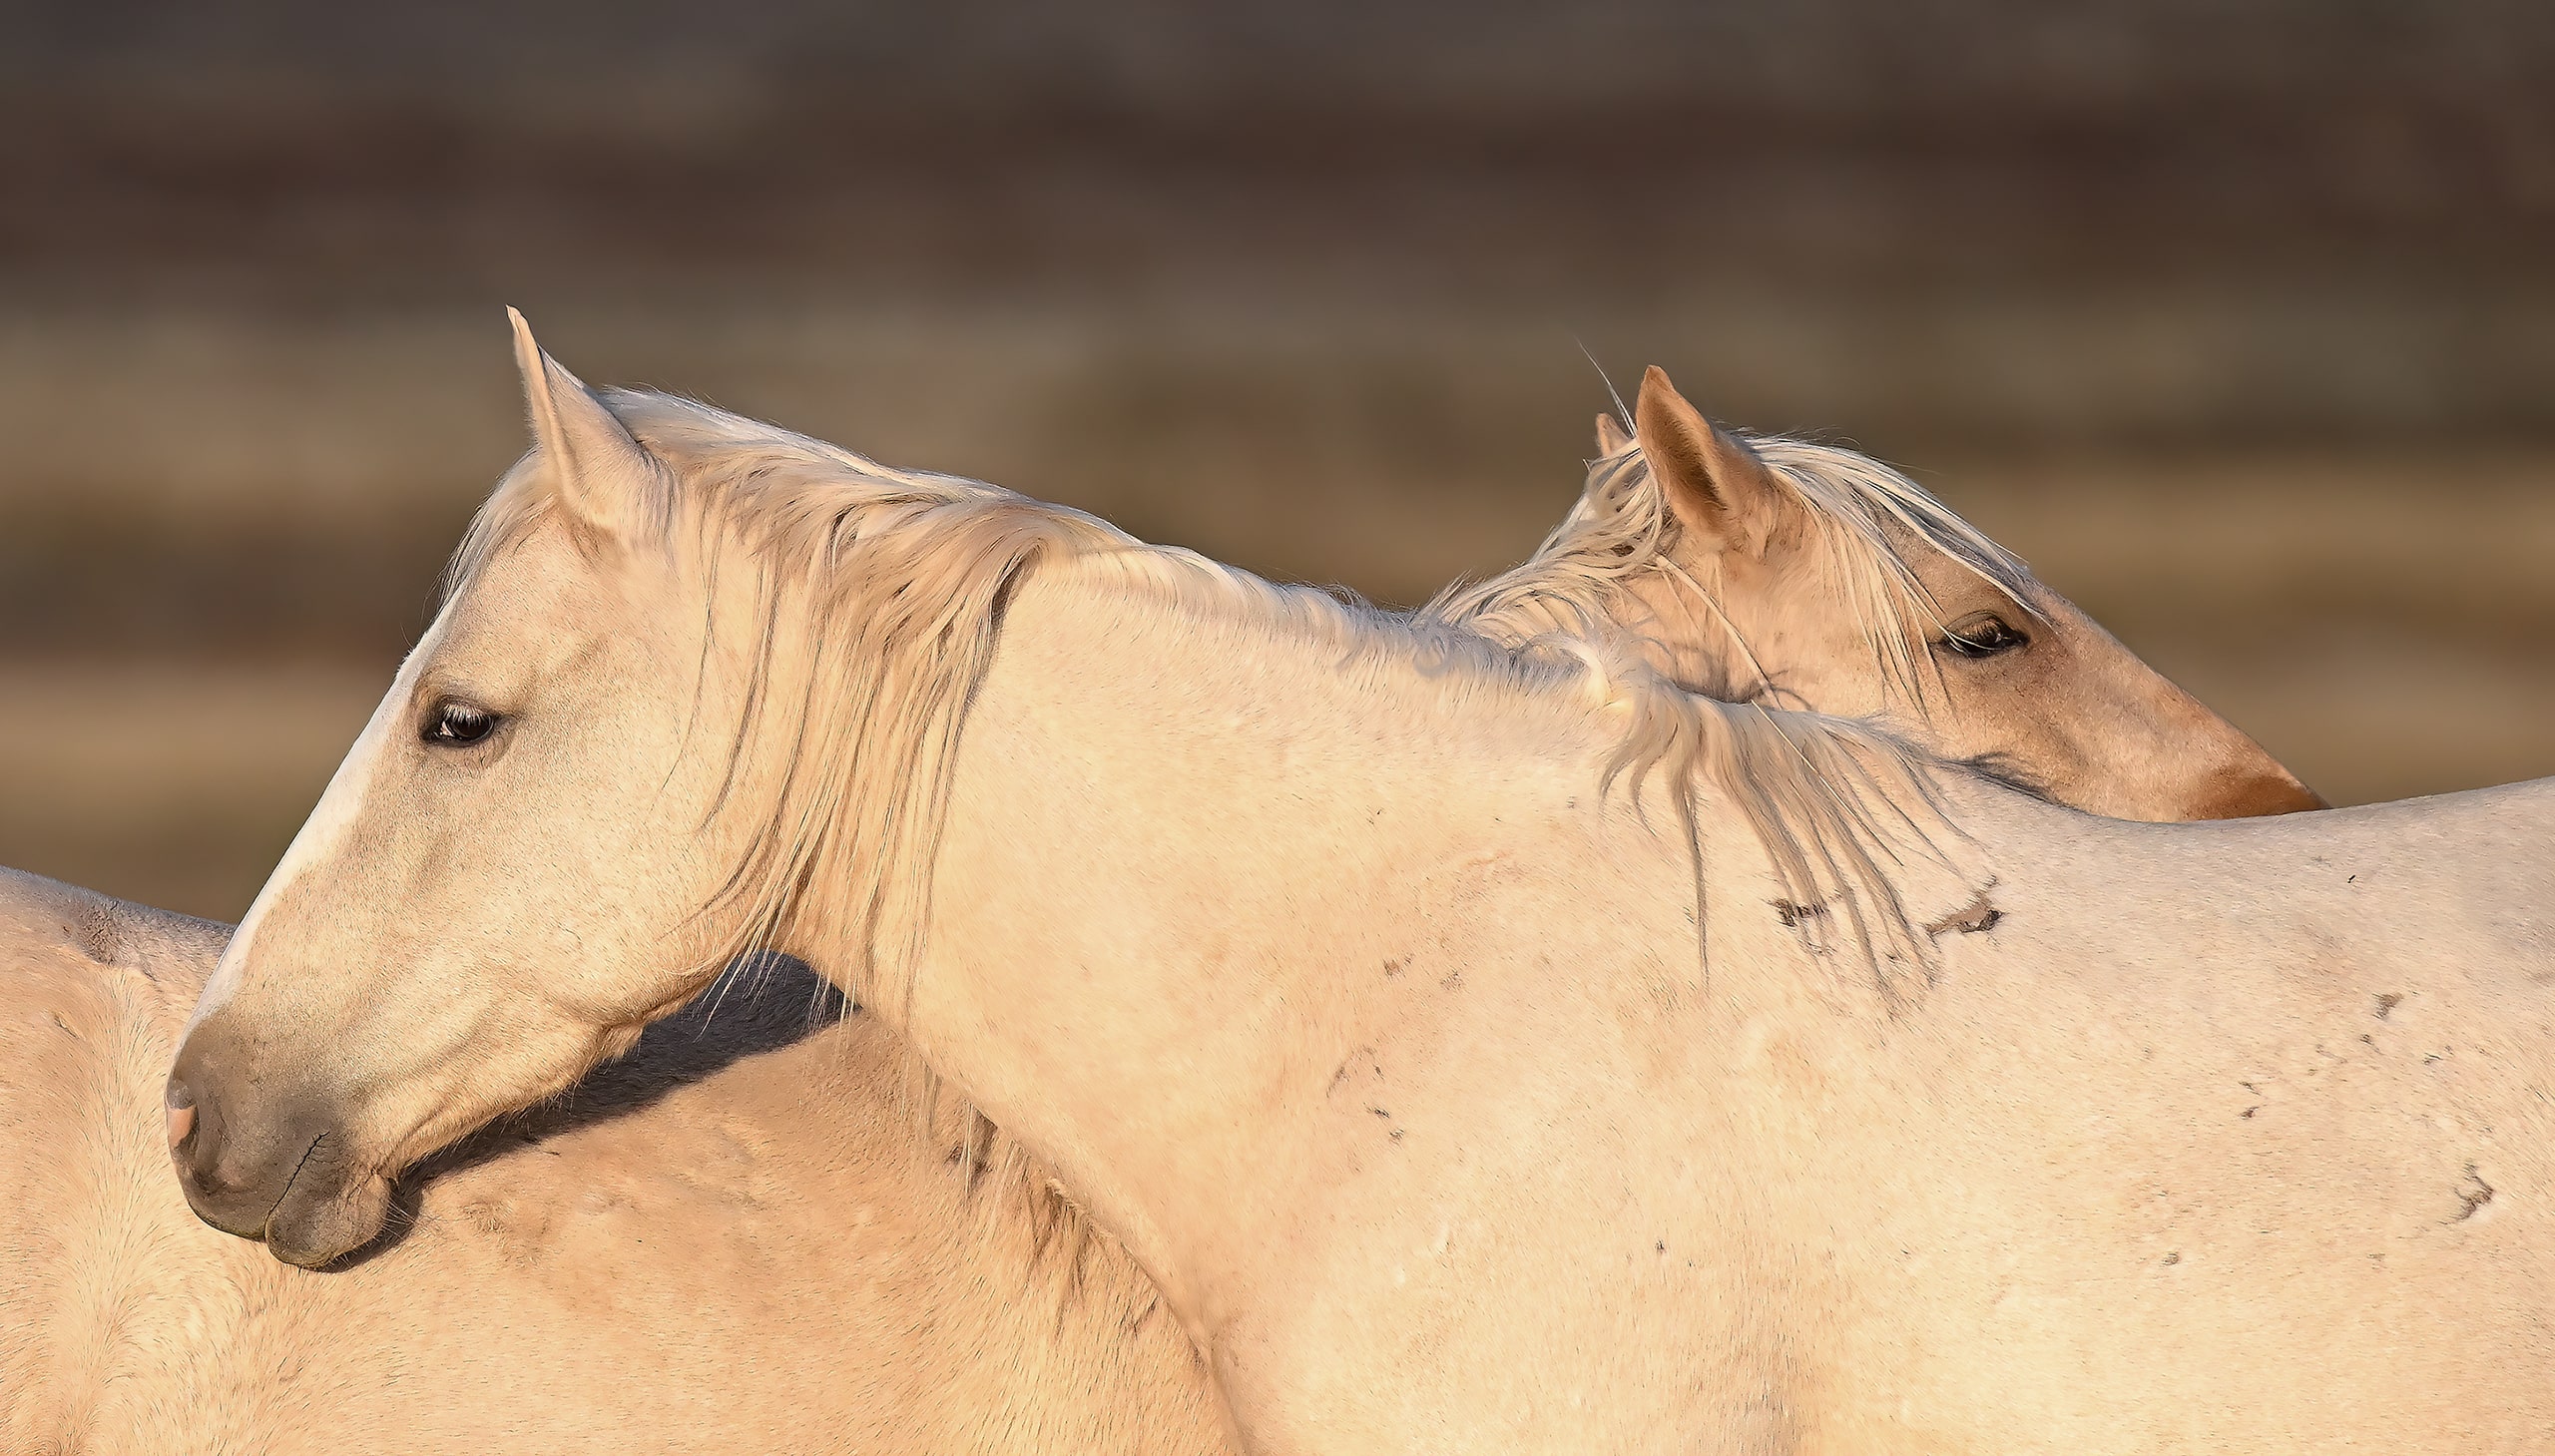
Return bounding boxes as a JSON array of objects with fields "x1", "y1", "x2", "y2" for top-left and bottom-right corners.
[
  {"x1": 165, "y1": 1080, "x2": 198, "y2": 1150},
  {"x1": 162, "y1": 1048, "x2": 275, "y2": 1240}
]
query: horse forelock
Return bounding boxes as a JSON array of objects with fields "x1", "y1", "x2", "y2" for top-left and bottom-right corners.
[{"x1": 1756, "y1": 434, "x2": 2044, "y2": 705}]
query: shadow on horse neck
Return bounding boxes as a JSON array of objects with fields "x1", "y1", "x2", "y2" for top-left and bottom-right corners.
[{"x1": 333, "y1": 951, "x2": 848, "y2": 1269}]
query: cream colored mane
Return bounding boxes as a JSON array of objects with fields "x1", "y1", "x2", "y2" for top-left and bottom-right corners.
[
  {"x1": 432, "y1": 389, "x2": 1983, "y2": 1311},
  {"x1": 451, "y1": 393, "x2": 1967, "y2": 1012},
  {"x1": 1427, "y1": 429, "x2": 2040, "y2": 705}
]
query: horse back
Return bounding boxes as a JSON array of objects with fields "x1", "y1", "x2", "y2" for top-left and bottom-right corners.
[{"x1": 0, "y1": 867, "x2": 243, "y2": 1450}]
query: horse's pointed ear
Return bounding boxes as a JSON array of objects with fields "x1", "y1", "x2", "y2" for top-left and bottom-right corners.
[
  {"x1": 1594, "y1": 412, "x2": 1632, "y2": 456},
  {"x1": 507, "y1": 307, "x2": 660, "y2": 543},
  {"x1": 1633, "y1": 365, "x2": 1781, "y2": 556}
]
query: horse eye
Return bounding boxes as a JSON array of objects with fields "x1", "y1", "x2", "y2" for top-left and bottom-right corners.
[
  {"x1": 1936, "y1": 613, "x2": 2028, "y2": 660},
  {"x1": 421, "y1": 702, "x2": 500, "y2": 746}
]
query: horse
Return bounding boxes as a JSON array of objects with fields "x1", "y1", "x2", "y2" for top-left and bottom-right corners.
[
  {"x1": 11, "y1": 357, "x2": 2314, "y2": 1450},
  {"x1": 0, "y1": 865, "x2": 1225, "y2": 1453},
  {"x1": 1442, "y1": 369, "x2": 2322, "y2": 821},
  {"x1": 168, "y1": 317, "x2": 2555, "y2": 1452},
  {"x1": 6, "y1": 348, "x2": 2309, "y2": 1450}
]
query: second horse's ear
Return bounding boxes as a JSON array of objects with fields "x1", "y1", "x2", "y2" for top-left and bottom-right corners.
[
  {"x1": 508, "y1": 307, "x2": 667, "y2": 546},
  {"x1": 1632, "y1": 365, "x2": 1784, "y2": 556},
  {"x1": 1594, "y1": 412, "x2": 1632, "y2": 456}
]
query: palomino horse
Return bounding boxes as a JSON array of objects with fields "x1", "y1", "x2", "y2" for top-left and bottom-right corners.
[
  {"x1": 170, "y1": 320, "x2": 2553, "y2": 1451},
  {"x1": 10, "y1": 366, "x2": 2313, "y2": 1448},
  {"x1": 0, "y1": 866, "x2": 1222, "y2": 1453},
  {"x1": 1444, "y1": 369, "x2": 2321, "y2": 820}
]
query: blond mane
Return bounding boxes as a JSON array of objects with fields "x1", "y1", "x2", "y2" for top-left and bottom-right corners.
[
  {"x1": 452, "y1": 392, "x2": 1971, "y2": 1006},
  {"x1": 438, "y1": 387, "x2": 1980, "y2": 1308},
  {"x1": 1426, "y1": 429, "x2": 2041, "y2": 707}
]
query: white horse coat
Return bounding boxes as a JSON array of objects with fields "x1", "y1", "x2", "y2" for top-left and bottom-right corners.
[{"x1": 169, "y1": 327, "x2": 2554, "y2": 1452}]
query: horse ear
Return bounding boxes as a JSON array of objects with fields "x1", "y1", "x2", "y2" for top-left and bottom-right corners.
[
  {"x1": 1594, "y1": 412, "x2": 1632, "y2": 456},
  {"x1": 1633, "y1": 365, "x2": 1782, "y2": 556},
  {"x1": 507, "y1": 307, "x2": 660, "y2": 543}
]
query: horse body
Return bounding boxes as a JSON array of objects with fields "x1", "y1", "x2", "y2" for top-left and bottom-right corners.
[
  {"x1": 0, "y1": 867, "x2": 1227, "y2": 1455},
  {"x1": 1810, "y1": 780, "x2": 2555, "y2": 1450},
  {"x1": 916, "y1": 566, "x2": 2555, "y2": 1452},
  {"x1": 7, "y1": 345, "x2": 2321, "y2": 1446},
  {"x1": 163, "y1": 325, "x2": 2554, "y2": 1452}
]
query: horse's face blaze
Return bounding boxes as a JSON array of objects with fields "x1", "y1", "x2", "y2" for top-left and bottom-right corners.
[{"x1": 172, "y1": 512, "x2": 741, "y2": 1265}]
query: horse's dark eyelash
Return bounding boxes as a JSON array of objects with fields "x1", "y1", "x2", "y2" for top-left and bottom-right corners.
[
  {"x1": 1936, "y1": 615, "x2": 2026, "y2": 658},
  {"x1": 422, "y1": 702, "x2": 502, "y2": 745}
]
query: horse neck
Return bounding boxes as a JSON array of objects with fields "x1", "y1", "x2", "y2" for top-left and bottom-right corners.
[{"x1": 850, "y1": 563, "x2": 1701, "y2": 1334}]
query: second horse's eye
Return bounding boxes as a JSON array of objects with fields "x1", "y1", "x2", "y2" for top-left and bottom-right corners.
[
  {"x1": 422, "y1": 702, "x2": 499, "y2": 746},
  {"x1": 1937, "y1": 613, "x2": 2029, "y2": 660}
]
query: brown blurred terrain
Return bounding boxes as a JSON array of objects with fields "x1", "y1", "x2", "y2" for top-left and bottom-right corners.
[{"x1": 3, "y1": 0, "x2": 2553, "y2": 919}]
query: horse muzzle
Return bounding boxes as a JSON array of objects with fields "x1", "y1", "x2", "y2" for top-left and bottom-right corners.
[
  {"x1": 167, "y1": 1031, "x2": 390, "y2": 1267},
  {"x1": 2198, "y1": 767, "x2": 2329, "y2": 819}
]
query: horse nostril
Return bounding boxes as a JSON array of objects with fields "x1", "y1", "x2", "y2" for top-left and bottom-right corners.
[{"x1": 165, "y1": 1079, "x2": 198, "y2": 1151}]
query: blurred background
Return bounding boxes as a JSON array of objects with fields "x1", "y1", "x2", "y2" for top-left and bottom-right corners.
[{"x1": 3, "y1": 0, "x2": 2552, "y2": 920}]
